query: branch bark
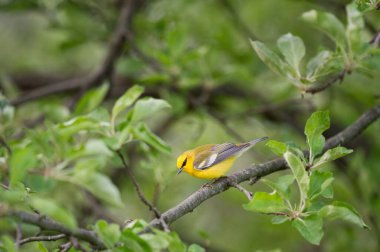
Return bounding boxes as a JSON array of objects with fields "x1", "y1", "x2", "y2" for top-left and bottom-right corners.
[
  {"x1": 10, "y1": 211, "x2": 105, "y2": 249},
  {"x1": 302, "y1": 70, "x2": 346, "y2": 94},
  {"x1": 149, "y1": 104, "x2": 380, "y2": 228},
  {"x1": 19, "y1": 234, "x2": 67, "y2": 245},
  {"x1": 116, "y1": 150, "x2": 170, "y2": 232}
]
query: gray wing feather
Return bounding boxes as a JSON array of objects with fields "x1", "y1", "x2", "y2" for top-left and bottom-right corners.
[{"x1": 195, "y1": 143, "x2": 249, "y2": 170}]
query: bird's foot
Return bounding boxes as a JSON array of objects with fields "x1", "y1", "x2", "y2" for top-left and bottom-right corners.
[{"x1": 201, "y1": 176, "x2": 227, "y2": 188}]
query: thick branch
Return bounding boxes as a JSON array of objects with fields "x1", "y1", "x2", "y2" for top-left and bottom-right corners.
[
  {"x1": 149, "y1": 104, "x2": 380, "y2": 228},
  {"x1": 10, "y1": 211, "x2": 105, "y2": 249},
  {"x1": 11, "y1": 0, "x2": 136, "y2": 106}
]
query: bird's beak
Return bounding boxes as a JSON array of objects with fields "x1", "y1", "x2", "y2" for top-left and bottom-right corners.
[{"x1": 177, "y1": 167, "x2": 184, "y2": 175}]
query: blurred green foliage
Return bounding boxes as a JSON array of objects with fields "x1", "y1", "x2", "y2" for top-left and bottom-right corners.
[{"x1": 1, "y1": 0, "x2": 380, "y2": 251}]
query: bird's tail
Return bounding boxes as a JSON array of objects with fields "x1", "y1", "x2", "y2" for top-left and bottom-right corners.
[
  {"x1": 248, "y1": 136, "x2": 269, "y2": 146},
  {"x1": 234, "y1": 136, "x2": 269, "y2": 157}
]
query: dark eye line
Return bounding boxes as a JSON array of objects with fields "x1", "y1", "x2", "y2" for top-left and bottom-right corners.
[{"x1": 181, "y1": 158, "x2": 187, "y2": 168}]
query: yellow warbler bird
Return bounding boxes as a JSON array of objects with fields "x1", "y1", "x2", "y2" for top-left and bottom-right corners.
[{"x1": 176, "y1": 136, "x2": 268, "y2": 179}]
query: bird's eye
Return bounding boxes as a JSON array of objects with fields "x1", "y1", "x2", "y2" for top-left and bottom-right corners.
[{"x1": 181, "y1": 158, "x2": 187, "y2": 168}]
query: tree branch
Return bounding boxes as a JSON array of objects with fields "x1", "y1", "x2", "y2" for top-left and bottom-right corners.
[
  {"x1": 149, "y1": 104, "x2": 380, "y2": 228},
  {"x1": 0, "y1": 136, "x2": 12, "y2": 155},
  {"x1": 370, "y1": 29, "x2": 380, "y2": 46},
  {"x1": 302, "y1": 70, "x2": 346, "y2": 94},
  {"x1": 10, "y1": 211, "x2": 105, "y2": 249},
  {"x1": 116, "y1": 150, "x2": 170, "y2": 232},
  {"x1": 10, "y1": 0, "x2": 137, "y2": 106},
  {"x1": 19, "y1": 234, "x2": 67, "y2": 245}
]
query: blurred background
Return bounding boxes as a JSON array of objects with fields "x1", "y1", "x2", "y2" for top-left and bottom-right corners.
[{"x1": 1, "y1": 0, "x2": 380, "y2": 251}]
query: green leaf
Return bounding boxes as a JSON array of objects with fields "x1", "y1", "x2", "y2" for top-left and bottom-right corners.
[
  {"x1": 292, "y1": 215, "x2": 324, "y2": 245},
  {"x1": 262, "y1": 175, "x2": 295, "y2": 199},
  {"x1": 30, "y1": 197, "x2": 77, "y2": 229},
  {"x1": 140, "y1": 73, "x2": 171, "y2": 84},
  {"x1": 57, "y1": 116, "x2": 102, "y2": 137},
  {"x1": 0, "y1": 235, "x2": 16, "y2": 252},
  {"x1": 132, "y1": 97, "x2": 171, "y2": 123},
  {"x1": 148, "y1": 230, "x2": 186, "y2": 252},
  {"x1": 167, "y1": 232, "x2": 186, "y2": 252},
  {"x1": 10, "y1": 145, "x2": 38, "y2": 187},
  {"x1": 141, "y1": 234, "x2": 168, "y2": 251},
  {"x1": 132, "y1": 123, "x2": 171, "y2": 154},
  {"x1": 284, "y1": 151, "x2": 309, "y2": 201},
  {"x1": 71, "y1": 170, "x2": 123, "y2": 207},
  {"x1": 271, "y1": 215, "x2": 290, "y2": 225},
  {"x1": 250, "y1": 40, "x2": 289, "y2": 77},
  {"x1": 319, "y1": 201, "x2": 368, "y2": 229},
  {"x1": 304, "y1": 110, "x2": 330, "y2": 163},
  {"x1": 302, "y1": 10, "x2": 347, "y2": 50},
  {"x1": 347, "y1": 3, "x2": 365, "y2": 40},
  {"x1": 118, "y1": 229, "x2": 152, "y2": 252},
  {"x1": 306, "y1": 51, "x2": 333, "y2": 79},
  {"x1": 37, "y1": 242, "x2": 49, "y2": 252},
  {"x1": 277, "y1": 33, "x2": 305, "y2": 76},
  {"x1": 95, "y1": 220, "x2": 121, "y2": 249},
  {"x1": 0, "y1": 183, "x2": 28, "y2": 204},
  {"x1": 321, "y1": 184, "x2": 334, "y2": 199},
  {"x1": 75, "y1": 83, "x2": 109, "y2": 114},
  {"x1": 112, "y1": 85, "x2": 144, "y2": 123},
  {"x1": 88, "y1": 107, "x2": 111, "y2": 122},
  {"x1": 40, "y1": 103, "x2": 70, "y2": 122},
  {"x1": 308, "y1": 171, "x2": 334, "y2": 200},
  {"x1": 355, "y1": 0, "x2": 380, "y2": 12},
  {"x1": 166, "y1": 25, "x2": 187, "y2": 58},
  {"x1": 188, "y1": 244, "x2": 206, "y2": 252},
  {"x1": 266, "y1": 140, "x2": 287, "y2": 156},
  {"x1": 72, "y1": 156, "x2": 107, "y2": 172},
  {"x1": 83, "y1": 139, "x2": 113, "y2": 157},
  {"x1": 243, "y1": 191, "x2": 288, "y2": 213},
  {"x1": 168, "y1": 232, "x2": 186, "y2": 252},
  {"x1": 313, "y1": 146, "x2": 353, "y2": 168}
]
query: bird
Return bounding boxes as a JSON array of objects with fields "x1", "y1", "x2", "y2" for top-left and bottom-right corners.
[{"x1": 176, "y1": 137, "x2": 268, "y2": 179}]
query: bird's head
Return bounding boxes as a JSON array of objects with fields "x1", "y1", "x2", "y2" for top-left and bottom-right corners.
[{"x1": 176, "y1": 151, "x2": 192, "y2": 175}]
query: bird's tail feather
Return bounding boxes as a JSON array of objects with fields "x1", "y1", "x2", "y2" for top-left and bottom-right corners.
[{"x1": 248, "y1": 136, "x2": 269, "y2": 146}]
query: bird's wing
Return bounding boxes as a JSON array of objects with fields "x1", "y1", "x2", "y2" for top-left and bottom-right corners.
[{"x1": 194, "y1": 143, "x2": 249, "y2": 170}]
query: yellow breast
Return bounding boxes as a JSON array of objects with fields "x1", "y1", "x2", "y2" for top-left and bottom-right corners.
[{"x1": 186, "y1": 156, "x2": 236, "y2": 179}]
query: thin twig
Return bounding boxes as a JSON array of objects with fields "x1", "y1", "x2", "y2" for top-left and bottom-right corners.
[
  {"x1": 265, "y1": 212, "x2": 289, "y2": 216},
  {"x1": 152, "y1": 182, "x2": 161, "y2": 208},
  {"x1": 248, "y1": 176, "x2": 261, "y2": 185},
  {"x1": 0, "y1": 136, "x2": 12, "y2": 155},
  {"x1": 229, "y1": 180, "x2": 253, "y2": 201},
  {"x1": 370, "y1": 29, "x2": 380, "y2": 46},
  {"x1": 15, "y1": 223, "x2": 22, "y2": 249},
  {"x1": 10, "y1": 211, "x2": 105, "y2": 249},
  {"x1": 302, "y1": 70, "x2": 346, "y2": 94},
  {"x1": 129, "y1": 42, "x2": 164, "y2": 72},
  {"x1": 59, "y1": 241, "x2": 72, "y2": 252},
  {"x1": 300, "y1": 26, "x2": 380, "y2": 94},
  {"x1": 19, "y1": 234, "x2": 67, "y2": 245},
  {"x1": 148, "y1": 104, "x2": 380, "y2": 229},
  {"x1": 116, "y1": 150, "x2": 170, "y2": 232},
  {"x1": 70, "y1": 236, "x2": 90, "y2": 252},
  {"x1": 1, "y1": 183, "x2": 9, "y2": 190}
]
